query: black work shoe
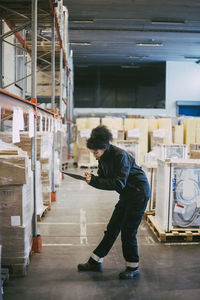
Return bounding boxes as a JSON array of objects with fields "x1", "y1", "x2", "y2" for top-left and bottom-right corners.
[
  {"x1": 77, "y1": 261, "x2": 103, "y2": 272},
  {"x1": 119, "y1": 267, "x2": 140, "y2": 280}
]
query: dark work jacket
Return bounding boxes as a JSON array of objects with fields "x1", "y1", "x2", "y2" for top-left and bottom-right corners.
[{"x1": 89, "y1": 144, "x2": 150, "y2": 200}]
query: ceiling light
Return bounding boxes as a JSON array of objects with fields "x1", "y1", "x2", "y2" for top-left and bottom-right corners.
[
  {"x1": 71, "y1": 19, "x2": 94, "y2": 24},
  {"x1": 74, "y1": 55, "x2": 88, "y2": 58},
  {"x1": 70, "y1": 42, "x2": 91, "y2": 46},
  {"x1": 128, "y1": 55, "x2": 148, "y2": 59},
  {"x1": 184, "y1": 56, "x2": 200, "y2": 60},
  {"x1": 151, "y1": 20, "x2": 185, "y2": 25},
  {"x1": 121, "y1": 65, "x2": 140, "y2": 69},
  {"x1": 136, "y1": 42, "x2": 163, "y2": 47}
]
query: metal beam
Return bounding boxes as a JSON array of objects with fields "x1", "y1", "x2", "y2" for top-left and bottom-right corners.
[
  {"x1": 51, "y1": 12, "x2": 56, "y2": 194},
  {"x1": 0, "y1": 4, "x2": 30, "y2": 20},
  {"x1": 31, "y1": 0, "x2": 38, "y2": 239},
  {"x1": 0, "y1": 12, "x2": 31, "y2": 54},
  {"x1": 0, "y1": 18, "x2": 3, "y2": 89},
  {"x1": 2, "y1": 38, "x2": 28, "y2": 52},
  {"x1": 0, "y1": 20, "x2": 31, "y2": 40},
  {"x1": 51, "y1": 15, "x2": 55, "y2": 110}
]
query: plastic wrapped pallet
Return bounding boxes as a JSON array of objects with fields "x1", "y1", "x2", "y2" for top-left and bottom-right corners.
[
  {"x1": 196, "y1": 119, "x2": 200, "y2": 143},
  {"x1": 101, "y1": 117, "x2": 123, "y2": 130},
  {"x1": 172, "y1": 125, "x2": 184, "y2": 144},
  {"x1": 77, "y1": 129, "x2": 92, "y2": 148},
  {"x1": 76, "y1": 118, "x2": 88, "y2": 130},
  {"x1": 0, "y1": 162, "x2": 33, "y2": 275},
  {"x1": 183, "y1": 118, "x2": 196, "y2": 148},
  {"x1": 135, "y1": 119, "x2": 148, "y2": 165},
  {"x1": 124, "y1": 118, "x2": 148, "y2": 165},
  {"x1": 0, "y1": 132, "x2": 53, "y2": 159},
  {"x1": 102, "y1": 117, "x2": 124, "y2": 141},
  {"x1": 0, "y1": 155, "x2": 29, "y2": 186},
  {"x1": 78, "y1": 148, "x2": 98, "y2": 167},
  {"x1": 155, "y1": 158, "x2": 200, "y2": 231},
  {"x1": 36, "y1": 161, "x2": 46, "y2": 217},
  {"x1": 40, "y1": 157, "x2": 52, "y2": 208},
  {"x1": 148, "y1": 119, "x2": 158, "y2": 132},
  {"x1": 76, "y1": 118, "x2": 100, "y2": 130},
  {"x1": 54, "y1": 151, "x2": 62, "y2": 187},
  {"x1": 190, "y1": 144, "x2": 200, "y2": 151},
  {"x1": 124, "y1": 118, "x2": 135, "y2": 131},
  {"x1": 190, "y1": 150, "x2": 200, "y2": 159},
  {"x1": 150, "y1": 129, "x2": 165, "y2": 150},
  {"x1": 148, "y1": 119, "x2": 158, "y2": 151},
  {"x1": 157, "y1": 118, "x2": 172, "y2": 144}
]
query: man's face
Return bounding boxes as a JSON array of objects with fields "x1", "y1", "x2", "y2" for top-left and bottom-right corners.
[{"x1": 89, "y1": 149, "x2": 106, "y2": 160}]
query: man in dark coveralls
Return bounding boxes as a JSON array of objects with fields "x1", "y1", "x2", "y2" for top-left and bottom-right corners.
[{"x1": 78, "y1": 125, "x2": 150, "y2": 279}]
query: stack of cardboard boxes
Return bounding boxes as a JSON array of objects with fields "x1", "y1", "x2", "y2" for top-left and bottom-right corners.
[{"x1": 0, "y1": 146, "x2": 33, "y2": 276}]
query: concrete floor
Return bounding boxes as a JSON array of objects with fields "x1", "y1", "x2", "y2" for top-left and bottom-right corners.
[{"x1": 4, "y1": 168, "x2": 200, "y2": 300}]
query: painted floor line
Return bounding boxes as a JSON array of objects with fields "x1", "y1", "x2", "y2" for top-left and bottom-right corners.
[{"x1": 39, "y1": 222, "x2": 107, "y2": 225}]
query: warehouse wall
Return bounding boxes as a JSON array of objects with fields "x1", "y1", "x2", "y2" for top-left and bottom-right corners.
[
  {"x1": 74, "y1": 61, "x2": 200, "y2": 117},
  {"x1": 166, "y1": 61, "x2": 200, "y2": 115}
]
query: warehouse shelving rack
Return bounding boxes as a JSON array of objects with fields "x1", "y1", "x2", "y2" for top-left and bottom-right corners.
[{"x1": 0, "y1": 0, "x2": 74, "y2": 254}]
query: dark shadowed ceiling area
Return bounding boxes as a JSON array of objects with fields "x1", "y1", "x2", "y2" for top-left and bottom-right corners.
[{"x1": 64, "y1": 0, "x2": 200, "y2": 67}]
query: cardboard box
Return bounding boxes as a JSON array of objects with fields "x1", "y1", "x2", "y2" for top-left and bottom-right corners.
[{"x1": 0, "y1": 156, "x2": 28, "y2": 185}]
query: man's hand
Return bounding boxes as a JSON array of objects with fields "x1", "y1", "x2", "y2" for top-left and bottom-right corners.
[{"x1": 84, "y1": 172, "x2": 92, "y2": 184}]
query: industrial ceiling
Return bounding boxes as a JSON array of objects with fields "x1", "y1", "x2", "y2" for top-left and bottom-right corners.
[{"x1": 65, "y1": 0, "x2": 200, "y2": 67}]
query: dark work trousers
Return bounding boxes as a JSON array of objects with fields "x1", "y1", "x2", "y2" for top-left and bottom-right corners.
[{"x1": 93, "y1": 192, "x2": 149, "y2": 263}]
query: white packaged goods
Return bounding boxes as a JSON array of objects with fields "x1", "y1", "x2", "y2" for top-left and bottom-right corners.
[
  {"x1": 124, "y1": 118, "x2": 148, "y2": 165},
  {"x1": 102, "y1": 117, "x2": 123, "y2": 130},
  {"x1": 0, "y1": 150, "x2": 33, "y2": 267},
  {"x1": 0, "y1": 155, "x2": 28, "y2": 185},
  {"x1": 172, "y1": 125, "x2": 184, "y2": 144},
  {"x1": 160, "y1": 144, "x2": 188, "y2": 159},
  {"x1": 0, "y1": 132, "x2": 53, "y2": 160},
  {"x1": 183, "y1": 118, "x2": 196, "y2": 148},
  {"x1": 155, "y1": 159, "x2": 200, "y2": 231},
  {"x1": 190, "y1": 151, "x2": 200, "y2": 159},
  {"x1": 76, "y1": 118, "x2": 100, "y2": 130},
  {"x1": 40, "y1": 158, "x2": 52, "y2": 207},
  {"x1": 157, "y1": 118, "x2": 172, "y2": 144},
  {"x1": 36, "y1": 161, "x2": 46, "y2": 217},
  {"x1": 145, "y1": 145, "x2": 188, "y2": 162}
]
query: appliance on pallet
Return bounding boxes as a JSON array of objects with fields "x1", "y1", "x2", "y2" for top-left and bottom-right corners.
[
  {"x1": 160, "y1": 144, "x2": 188, "y2": 159},
  {"x1": 155, "y1": 159, "x2": 200, "y2": 231}
]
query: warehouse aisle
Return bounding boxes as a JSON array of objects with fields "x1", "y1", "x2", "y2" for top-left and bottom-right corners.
[{"x1": 4, "y1": 167, "x2": 200, "y2": 300}]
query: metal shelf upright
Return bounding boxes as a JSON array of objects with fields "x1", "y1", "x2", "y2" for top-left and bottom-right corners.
[{"x1": 0, "y1": 0, "x2": 73, "y2": 254}]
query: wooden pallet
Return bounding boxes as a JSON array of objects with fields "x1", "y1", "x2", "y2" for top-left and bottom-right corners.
[
  {"x1": 37, "y1": 205, "x2": 49, "y2": 221},
  {"x1": 147, "y1": 215, "x2": 200, "y2": 243},
  {"x1": 143, "y1": 210, "x2": 155, "y2": 220},
  {"x1": 2, "y1": 254, "x2": 31, "y2": 278}
]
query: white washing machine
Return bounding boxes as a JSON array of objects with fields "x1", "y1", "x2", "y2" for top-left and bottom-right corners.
[
  {"x1": 155, "y1": 159, "x2": 200, "y2": 231},
  {"x1": 160, "y1": 145, "x2": 188, "y2": 159},
  {"x1": 172, "y1": 167, "x2": 200, "y2": 228}
]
